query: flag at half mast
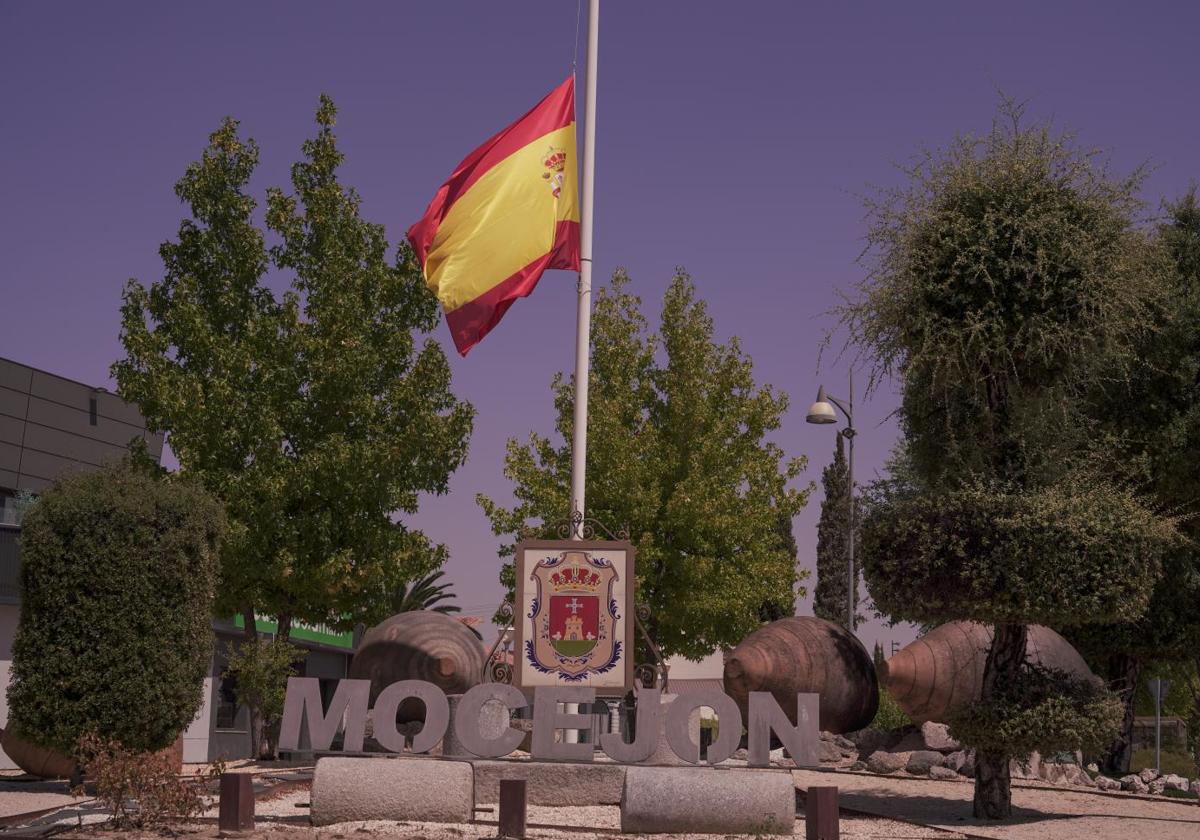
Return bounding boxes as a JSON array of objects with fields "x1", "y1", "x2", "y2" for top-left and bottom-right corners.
[{"x1": 408, "y1": 77, "x2": 580, "y2": 355}]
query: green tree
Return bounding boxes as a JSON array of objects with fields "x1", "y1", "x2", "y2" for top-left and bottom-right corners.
[
  {"x1": 114, "y1": 101, "x2": 474, "y2": 755},
  {"x1": 222, "y1": 639, "x2": 304, "y2": 760},
  {"x1": 479, "y1": 270, "x2": 810, "y2": 659},
  {"x1": 843, "y1": 101, "x2": 1177, "y2": 818},
  {"x1": 813, "y1": 433, "x2": 857, "y2": 626},
  {"x1": 8, "y1": 461, "x2": 224, "y2": 755},
  {"x1": 1068, "y1": 187, "x2": 1200, "y2": 773}
]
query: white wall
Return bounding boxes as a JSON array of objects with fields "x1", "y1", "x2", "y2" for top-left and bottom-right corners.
[{"x1": 0, "y1": 604, "x2": 20, "y2": 769}]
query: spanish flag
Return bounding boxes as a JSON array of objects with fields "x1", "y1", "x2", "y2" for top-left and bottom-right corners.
[{"x1": 408, "y1": 78, "x2": 581, "y2": 355}]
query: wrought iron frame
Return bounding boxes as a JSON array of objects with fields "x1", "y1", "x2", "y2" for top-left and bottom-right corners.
[{"x1": 482, "y1": 512, "x2": 667, "y2": 693}]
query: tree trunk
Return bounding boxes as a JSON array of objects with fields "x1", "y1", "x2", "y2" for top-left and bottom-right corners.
[
  {"x1": 240, "y1": 607, "x2": 268, "y2": 761},
  {"x1": 973, "y1": 623, "x2": 1028, "y2": 820},
  {"x1": 1100, "y1": 652, "x2": 1142, "y2": 775}
]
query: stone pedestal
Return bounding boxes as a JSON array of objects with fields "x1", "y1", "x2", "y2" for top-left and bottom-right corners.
[
  {"x1": 621, "y1": 766, "x2": 794, "y2": 834},
  {"x1": 310, "y1": 757, "x2": 474, "y2": 825}
]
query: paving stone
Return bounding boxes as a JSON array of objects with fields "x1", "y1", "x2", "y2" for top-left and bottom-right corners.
[
  {"x1": 310, "y1": 757, "x2": 473, "y2": 825},
  {"x1": 620, "y1": 766, "x2": 794, "y2": 835}
]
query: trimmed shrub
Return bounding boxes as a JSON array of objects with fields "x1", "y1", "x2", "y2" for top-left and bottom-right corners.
[
  {"x1": 949, "y1": 664, "x2": 1123, "y2": 758},
  {"x1": 7, "y1": 461, "x2": 224, "y2": 753}
]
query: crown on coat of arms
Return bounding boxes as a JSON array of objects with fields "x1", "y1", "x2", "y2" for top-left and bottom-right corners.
[{"x1": 549, "y1": 555, "x2": 602, "y2": 592}]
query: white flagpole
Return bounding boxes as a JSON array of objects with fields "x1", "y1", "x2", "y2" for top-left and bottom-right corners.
[{"x1": 569, "y1": 0, "x2": 599, "y2": 540}]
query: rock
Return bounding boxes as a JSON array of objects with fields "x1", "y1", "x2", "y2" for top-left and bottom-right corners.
[
  {"x1": 851, "y1": 728, "x2": 898, "y2": 758},
  {"x1": 929, "y1": 766, "x2": 959, "y2": 781},
  {"x1": 849, "y1": 761, "x2": 867, "y2": 772},
  {"x1": 1161, "y1": 774, "x2": 1189, "y2": 792},
  {"x1": 867, "y1": 750, "x2": 910, "y2": 775},
  {"x1": 833, "y1": 734, "x2": 856, "y2": 753},
  {"x1": 819, "y1": 740, "x2": 844, "y2": 763},
  {"x1": 919, "y1": 722, "x2": 960, "y2": 752},
  {"x1": 1149, "y1": 778, "x2": 1167, "y2": 795},
  {"x1": 905, "y1": 751, "x2": 945, "y2": 775},
  {"x1": 620, "y1": 767, "x2": 794, "y2": 835},
  {"x1": 1121, "y1": 774, "x2": 1149, "y2": 794},
  {"x1": 1094, "y1": 775, "x2": 1122, "y2": 792},
  {"x1": 1139, "y1": 767, "x2": 1159, "y2": 784},
  {"x1": 310, "y1": 757, "x2": 473, "y2": 825},
  {"x1": 1086, "y1": 762, "x2": 1099, "y2": 774},
  {"x1": 472, "y1": 760, "x2": 625, "y2": 805},
  {"x1": 943, "y1": 750, "x2": 968, "y2": 773}
]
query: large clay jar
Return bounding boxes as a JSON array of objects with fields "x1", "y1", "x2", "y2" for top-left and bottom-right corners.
[
  {"x1": 881, "y1": 621, "x2": 1100, "y2": 724},
  {"x1": 0, "y1": 728, "x2": 183, "y2": 779},
  {"x1": 723, "y1": 616, "x2": 879, "y2": 734},
  {"x1": 0, "y1": 727, "x2": 76, "y2": 779},
  {"x1": 349, "y1": 611, "x2": 486, "y2": 720}
]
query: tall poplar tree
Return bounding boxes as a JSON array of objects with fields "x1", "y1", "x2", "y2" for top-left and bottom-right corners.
[
  {"x1": 479, "y1": 270, "x2": 810, "y2": 659},
  {"x1": 845, "y1": 102, "x2": 1177, "y2": 818},
  {"x1": 813, "y1": 433, "x2": 857, "y2": 626},
  {"x1": 114, "y1": 101, "x2": 474, "y2": 753}
]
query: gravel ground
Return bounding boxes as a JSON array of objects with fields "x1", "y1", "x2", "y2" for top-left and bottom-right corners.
[
  {"x1": 0, "y1": 776, "x2": 85, "y2": 819},
  {"x1": 793, "y1": 767, "x2": 1200, "y2": 840}
]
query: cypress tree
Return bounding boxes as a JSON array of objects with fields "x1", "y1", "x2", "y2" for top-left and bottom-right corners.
[{"x1": 814, "y1": 433, "x2": 857, "y2": 626}]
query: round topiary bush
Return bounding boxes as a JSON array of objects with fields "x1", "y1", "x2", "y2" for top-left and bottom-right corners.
[{"x1": 7, "y1": 460, "x2": 224, "y2": 754}]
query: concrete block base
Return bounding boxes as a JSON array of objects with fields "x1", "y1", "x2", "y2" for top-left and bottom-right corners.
[
  {"x1": 310, "y1": 756, "x2": 474, "y2": 825},
  {"x1": 620, "y1": 766, "x2": 795, "y2": 834}
]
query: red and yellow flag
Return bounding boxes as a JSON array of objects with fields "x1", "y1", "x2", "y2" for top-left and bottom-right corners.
[{"x1": 408, "y1": 77, "x2": 580, "y2": 355}]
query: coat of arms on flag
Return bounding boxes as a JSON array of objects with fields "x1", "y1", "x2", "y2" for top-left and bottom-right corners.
[{"x1": 513, "y1": 540, "x2": 635, "y2": 693}]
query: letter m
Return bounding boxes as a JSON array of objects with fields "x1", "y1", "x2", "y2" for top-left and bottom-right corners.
[{"x1": 279, "y1": 677, "x2": 370, "y2": 752}]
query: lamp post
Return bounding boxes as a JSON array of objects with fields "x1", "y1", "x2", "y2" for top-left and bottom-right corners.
[{"x1": 806, "y1": 372, "x2": 856, "y2": 633}]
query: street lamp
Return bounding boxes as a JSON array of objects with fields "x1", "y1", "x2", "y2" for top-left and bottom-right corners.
[{"x1": 806, "y1": 375, "x2": 856, "y2": 633}]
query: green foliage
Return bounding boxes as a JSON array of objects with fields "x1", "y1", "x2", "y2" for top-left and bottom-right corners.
[
  {"x1": 113, "y1": 101, "x2": 474, "y2": 635},
  {"x1": 870, "y1": 686, "x2": 912, "y2": 732},
  {"x1": 479, "y1": 270, "x2": 811, "y2": 658},
  {"x1": 814, "y1": 433, "x2": 857, "y2": 626},
  {"x1": 1130, "y1": 748, "x2": 1198, "y2": 779},
  {"x1": 223, "y1": 638, "x2": 304, "y2": 757},
  {"x1": 860, "y1": 479, "x2": 1175, "y2": 627},
  {"x1": 949, "y1": 665, "x2": 1124, "y2": 758},
  {"x1": 391, "y1": 569, "x2": 461, "y2": 614},
  {"x1": 8, "y1": 462, "x2": 224, "y2": 754},
  {"x1": 843, "y1": 99, "x2": 1169, "y2": 489}
]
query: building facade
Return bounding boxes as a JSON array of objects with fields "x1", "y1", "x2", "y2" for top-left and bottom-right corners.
[{"x1": 0, "y1": 356, "x2": 354, "y2": 766}]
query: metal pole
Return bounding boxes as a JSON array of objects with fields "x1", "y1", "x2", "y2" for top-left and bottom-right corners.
[
  {"x1": 565, "y1": 0, "x2": 599, "y2": 747},
  {"x1": 1154, "y1": 678, "x2": 1161, "y2": 774},
  {"x1": 846, "y1": 371, "x2": 855, "y2": 633},
  {"x1": 569, "y1": 0, "x2": 599, "y2": 540}
]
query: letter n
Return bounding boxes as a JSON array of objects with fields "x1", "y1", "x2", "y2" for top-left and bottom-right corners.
[{"x1": 747, "y1": 691, "x2": 819, "y2": 768}]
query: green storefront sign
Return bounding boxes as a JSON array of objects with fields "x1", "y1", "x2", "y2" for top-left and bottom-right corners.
[{"x1": 232, "y1": 615, "x2": 354, "y2": 650}]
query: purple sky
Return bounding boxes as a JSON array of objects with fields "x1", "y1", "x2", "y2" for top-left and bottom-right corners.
[{"x1": 2, "y1": 2, "x2": 1198, "y2": 656}]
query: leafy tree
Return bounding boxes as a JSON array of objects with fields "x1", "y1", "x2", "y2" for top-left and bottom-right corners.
[
  {"x1": 391, "y1": 569, "x2": 461, "y2": 614},
  {"x1": 1068, "y1": 187, "x2": 1200, "y2": 773},
  {"x1": 843, "y1": 101, "x2": 1177, "y2": 818},
  {"x1": 114, "y1": 101, "x2": 474, "y2": 756},
  {"x1": 813, "y1": 433, "x2": 858, "y2": 627},
  {"x1": 8, "y1": 461, "x2": 224, "y2": 754},
  {"x1": 222, "y1": 639, "x2": 304, "y2": 760},
  {"x1": 479, "y1": 270, "x2": 810, "y2": 659}
]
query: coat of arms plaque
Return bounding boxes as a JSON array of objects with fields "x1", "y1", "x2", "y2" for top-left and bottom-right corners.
[{"x1": 513, "y1": 539, "x2": 635, "y2": 694}]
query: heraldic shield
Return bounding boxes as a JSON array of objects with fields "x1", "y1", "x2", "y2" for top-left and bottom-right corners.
[{"x1": 527, "y1": 549, "x2": 621, "y2": 680}]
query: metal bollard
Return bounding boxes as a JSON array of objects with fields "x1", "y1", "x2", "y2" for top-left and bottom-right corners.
[
  {"x1": 498, "y1": 779, "x2": 527, "y2": 839},
  {"x1": 218, "y1": 772, "x2": 255, "y2": 833},
  {"x1": 805, "y1": 786, "x2": 839, "y2": 840}
]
